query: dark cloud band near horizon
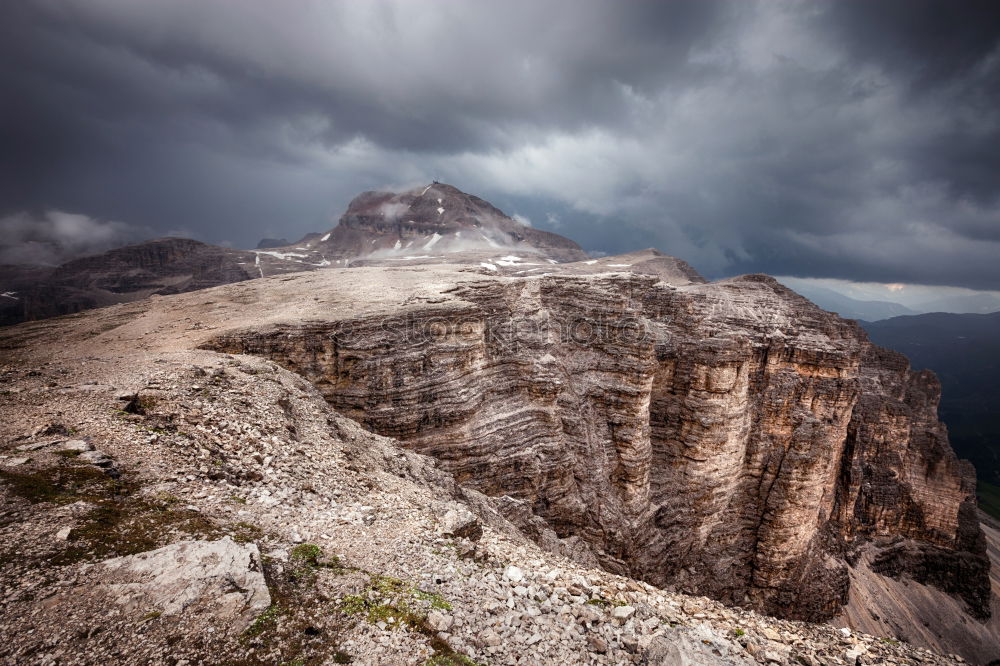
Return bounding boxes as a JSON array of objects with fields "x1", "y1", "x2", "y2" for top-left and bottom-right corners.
[{"x1": 1, "y1": 0, "x2": 998, "y2": 289}]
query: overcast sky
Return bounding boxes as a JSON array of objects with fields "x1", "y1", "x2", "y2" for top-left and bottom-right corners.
[{"x1": 2, "y1": 0, "x2": 999, "y2": 291}]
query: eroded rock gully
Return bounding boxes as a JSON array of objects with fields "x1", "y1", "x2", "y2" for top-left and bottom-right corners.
[{"x1": 204, "y1": 272, "x2": 988, "y2": 623}]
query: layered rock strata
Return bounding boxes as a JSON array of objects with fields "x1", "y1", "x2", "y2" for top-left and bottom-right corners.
[{"x1": 204, "y1": 268, "x2": 988, "y2": 623}]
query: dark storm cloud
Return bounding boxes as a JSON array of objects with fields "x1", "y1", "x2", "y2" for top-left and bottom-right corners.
[
  {"x1": 1, "y1": 1, "x2": 998, "y2": 289},
  {"x1": 824, "y1": 0, "x2": 1000, "y2": 91}
]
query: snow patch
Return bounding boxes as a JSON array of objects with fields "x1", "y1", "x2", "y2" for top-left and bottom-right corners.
[
  {"x1": 437, "y1": 207, "x2": 445, "y2": 215},
  {"x1": 254, "y1": 250, "x2": 309, "y2": 260},
  {"x1": 495, "y1": 255, "x2": 542, "y2": 267},
  {"x1": 607, "y1": 263, "x2": 631, "y2": 267},
  {"x1": 583, "y1": 260, "x2": 598, "y2": 265},
  {"x1": 423, "y1": 233, "x2": 443, "y2": 249},
  {"x1": 495, "y1": 255, "x2": 525, "y2": 267},
  {"x1": 321, "y1": 232, "x2": 331, "y2": 242},
  {"x1": 479, "y1": 262, "x2": 498, "y2": 271},
  {"x1": 394, "y1": 239, "x2": 402, "y2": 250},
  {"x1": 1, "y1": 291, "x2": 18, "y2": 300}
]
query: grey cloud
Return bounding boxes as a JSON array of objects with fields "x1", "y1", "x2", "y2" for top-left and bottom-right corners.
[
  {"x1": 0, "y1": 1, "x2": 998, "y2": 290},
  {"x1": 823, "y1": 0, "x2": 1000, "y2": 92}
]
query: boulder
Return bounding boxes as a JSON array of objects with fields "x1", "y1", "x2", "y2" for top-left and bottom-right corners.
[
  {"x1": 57, "y1": 440, "x2": 94, "y2": 454},
  {"x1": 83, "y1": 537, "x2": 270, "y2": 628},
  {"x1": 437, "y1": 506, "x2": 483, "y2": 541}
]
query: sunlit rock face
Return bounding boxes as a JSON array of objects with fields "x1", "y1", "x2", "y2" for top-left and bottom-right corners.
[{"x1": 205, "y1": 266, "x2": 987, "y2": 623}]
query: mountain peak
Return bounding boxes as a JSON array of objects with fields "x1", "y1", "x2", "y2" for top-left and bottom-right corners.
[{"x1": 319, "y1": 183, "x2": 588, "y2": 262}]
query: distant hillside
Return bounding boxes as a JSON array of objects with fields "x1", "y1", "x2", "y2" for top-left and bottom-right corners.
[
  {"x1": 779, "y1": 282, "x2": 916, "y2": 321},
  {"x1": 915, "y1": 292, "x2": 1000, "y2": 315},
  {"x1": 862, "y1": 312, "x2": 1000, "y2": 491},
  {"x1": 0, "y1": 238, "x2": 319, "y2": 326},
  {"x1": 0, "y1": 183, "x2": 590, "y2": 327}
]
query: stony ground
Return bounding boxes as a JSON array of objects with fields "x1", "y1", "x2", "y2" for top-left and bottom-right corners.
[{"x1": 0, "y1": 345, "x2": 971, "y2": 665}]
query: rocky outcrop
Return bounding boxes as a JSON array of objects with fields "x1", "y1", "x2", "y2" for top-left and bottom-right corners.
[
  {"x1": 835, "y1": 345, "x2": 988, "y2": 617},
  {"x1": 204, "y1": 268, "x2": 989, "y2": 626},
  {"x1": 0, "y1": 346, "x2": 974, "y2": 665},
  {"x1": 83, "y1": 537, "x2": 271, "y2": 622}
]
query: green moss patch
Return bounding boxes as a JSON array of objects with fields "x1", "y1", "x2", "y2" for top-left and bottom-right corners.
[
  {"x1": 284, "y1": 543, "x2": 348, "y2": 585},
  {"x1": 0, "y1": 462, "x2": 228, "y2": 566},
  {"x1": 53, "y1": 493, "x2": 221, "y2": 565},
  {"x1": 231, "y1": 521, "x2": 264, "y2": 544},
  {"x1": 0, "y1": 463, "x2": 118, "y2": 505},
  {"x1": 244, "y1": 605, "x2": 288, "y2": 639},
  {"x1": 336, "y1": 573, "x2": 453, "y2": 633},
  {"x1": 585, "y1": 596, "x2": 627, "y2": 608}
]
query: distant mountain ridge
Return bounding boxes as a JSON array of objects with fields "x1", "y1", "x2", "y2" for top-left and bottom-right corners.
[
  {"x1": 0, "y1": 237, "x2": 327, "y2": 326},
  {"x1": 914, "y1": 292, "x2": 1000, "y2": 315},
  {"x1": 780, "y1": 278, "x2": 1000, "y2": 321},
  {"x1": 0, "y1": 183, "x2": 589, "y2": 326},
  {"x1": 778, "y1": 281, "x2": 918, "y2": 321},
  {"x1": 862, "y1": 311, "x2": 1000, "y2": 487}
]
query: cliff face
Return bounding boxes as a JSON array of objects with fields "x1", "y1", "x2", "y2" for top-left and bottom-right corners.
[
  {"x1": 0, "y1": 313, "x2": 980, "y2": 666},
  {"x1": 836, "y1": 345, "x2": 988, "y2": 618},
  {"x1": 203, "y1": 268, "x2": 988, "y2": 623}
]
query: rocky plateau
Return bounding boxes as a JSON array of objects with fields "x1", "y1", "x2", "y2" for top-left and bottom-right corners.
[{"x1": 0, "y1": 184, "x2": 997, "y2": 665}]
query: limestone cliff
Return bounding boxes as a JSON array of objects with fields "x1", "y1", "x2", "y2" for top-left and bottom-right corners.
[{"x1": 202, "y1": 263, "x2": 988, "y2": 625}]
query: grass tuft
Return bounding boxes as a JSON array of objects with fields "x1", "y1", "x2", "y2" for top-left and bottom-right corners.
[{"x1": 244, "y1": 605, "x2": 286, "y2": 639}]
